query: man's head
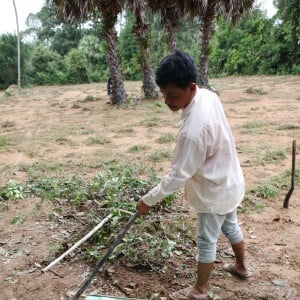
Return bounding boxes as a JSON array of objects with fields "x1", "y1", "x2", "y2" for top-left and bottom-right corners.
[{"x1": 155, "y1": 50, "x2": 197, "y2": 111}]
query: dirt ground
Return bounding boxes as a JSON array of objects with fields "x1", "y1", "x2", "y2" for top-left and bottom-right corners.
[{"x1": 0, "y1": 76, "x2": 299, "y2": 300}]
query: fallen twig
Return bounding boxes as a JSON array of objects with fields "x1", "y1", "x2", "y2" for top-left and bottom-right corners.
[{"x1": 42, "y1": 213, "x2": 113, "y2": 273}]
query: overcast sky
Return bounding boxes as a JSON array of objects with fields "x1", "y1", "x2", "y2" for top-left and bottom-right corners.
[{"x1": 0, "y1": 0, "x2": 277, "y2": 35}]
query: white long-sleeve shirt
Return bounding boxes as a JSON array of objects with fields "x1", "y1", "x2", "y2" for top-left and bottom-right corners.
[{"x1": 142, "y1": 87, "x2": 245, "y2": 214}]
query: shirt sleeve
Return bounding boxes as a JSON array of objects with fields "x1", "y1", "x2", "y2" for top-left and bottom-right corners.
[{"x1": 142, "y1": 134, "x2": 206, "y2": 206}]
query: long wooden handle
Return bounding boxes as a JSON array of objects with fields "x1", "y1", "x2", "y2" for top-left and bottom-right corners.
[{"x1": 74, "y1": 212, "x2": 138, "y2": 300}]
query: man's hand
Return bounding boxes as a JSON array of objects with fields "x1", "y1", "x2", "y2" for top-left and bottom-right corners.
[{"x1": 136, "y1": 199, "x2": 150, "y2": 217}]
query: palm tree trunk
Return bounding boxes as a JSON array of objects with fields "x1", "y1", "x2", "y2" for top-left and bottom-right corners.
[
  {"x1": 104, "y1": 26, "x2": 126, "y2": 105},
  {"x1": 133, "y1": 20, "x2": 158, "y2": 99},
  {"x1": 12, "y1": 0, "x2": 21, "y2": 88},
  {"x1": 197, "y1": 3, "x2": 216, "y2": 88},
  {"x1": 165, "y1": 19, "x2": 177, "y2": 53},
  {"x1": 139, "y1": 45, "x2": 159, "y2": 99}
]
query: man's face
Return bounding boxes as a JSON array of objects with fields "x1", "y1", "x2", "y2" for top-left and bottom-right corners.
[{"x1": 160, "y1": 83, "x2": 196, "y2": 112}]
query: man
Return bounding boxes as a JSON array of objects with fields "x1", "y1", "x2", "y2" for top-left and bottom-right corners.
[{"x1": 136, "y1": 50, "x2": 250, "y2": 300}]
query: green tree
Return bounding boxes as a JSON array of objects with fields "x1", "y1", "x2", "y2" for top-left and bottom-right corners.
[
  {"x1": 26, "y1": 45, "x2": 66, "y2": 85},
  {"x1": 210, "y1": 9, "x2": 275, "y2": 75},
  {"x1": 175, "y1": 17, "x2": 200, "y2": 65},
  {"x1": 0, "y1": 34, "x2": 28, "y2": 89},
  {"x1": 148, "y1": 14, "x2": 168, "y2": 69},
  {"x1": 26, "y1": 2, "x2": 83, "y2": 56},
  {"x1": 118, "y1": 13, "x2": 140, "y2": 80},
  {"x1": 273, "y1": 0, "x2": 300, "y2": 73},
  {"x1": 78, "y1": 35, "x2": 108, "y2": 82},
  {"x1": 65, "y1": 48, "x2": 89, "y2": 83}
]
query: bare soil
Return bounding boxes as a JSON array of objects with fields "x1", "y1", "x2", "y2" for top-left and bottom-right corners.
[{"x1": 0, "y1": 76, "x2": 299, "y2": 300}]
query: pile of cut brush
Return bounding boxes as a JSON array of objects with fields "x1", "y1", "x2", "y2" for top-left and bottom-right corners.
[{"x1": 1, "y1": 163, "x2": 189, "y2": 271}]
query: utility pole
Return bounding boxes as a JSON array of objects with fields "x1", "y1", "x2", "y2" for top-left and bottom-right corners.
[{"x1": 12, "y1": 0, "x2": 21, "y2": 88}]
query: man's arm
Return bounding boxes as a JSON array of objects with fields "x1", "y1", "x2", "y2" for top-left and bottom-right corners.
[{"x1": 136, "y1": 134, "x2": 206, "y2": 215}]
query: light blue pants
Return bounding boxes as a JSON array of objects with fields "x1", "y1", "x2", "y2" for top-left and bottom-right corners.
[{"x1": 196, "y1": 209, "x2": 243, "y2": 263}]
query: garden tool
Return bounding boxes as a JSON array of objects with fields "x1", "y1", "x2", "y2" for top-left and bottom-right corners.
[{"x1": 74, "y1": 212, "x2": 138, "y2": 300}]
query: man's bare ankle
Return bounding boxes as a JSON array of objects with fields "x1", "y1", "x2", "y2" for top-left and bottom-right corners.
[{"x1": 193, "y1": 284, "x2": 208, "y2": 294}]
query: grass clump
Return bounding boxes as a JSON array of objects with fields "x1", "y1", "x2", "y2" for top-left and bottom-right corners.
[
  {"x1": 128, "y1": 144, "x2": 150, "y2": 153},
  {"x1": 3, "y1": 85, "x2": 26, "y2": 97},
  {"x1": 0, "y1": 136, "x2": 15, "y2": 148},
  {"x1": 156, "y1": 133, "x2": 175, "y2": 144},
  {"x1": 239, "y1": 121, "x2": 264, "y2": 134},
  {"x1": 118, "y1": 127, "x2": 134, "y2": 134},
  {"x1": 1, "y1": 121, "x2": 16, "y2": 128},
  {"x1": 140, "y1": 117, "x2": 161, "y2": 128},
  {"x1": 81, "y1": 95, "x2": 101, "y2": 102},
  {"x1": 245, "y1": 87, "x2": 267, "y2": 95},
  {"x1": 148, "y1": 149, "x2": 172, "y2": 162},
  {"x1": 11, "y1": 214, "x2": 24, "y2": 225},
  {"x1": 250, "y1": 168, "x2": 299, "y2": 199},
  {"x1": 227, "y1": 98, "x2": 259, "y2": 104},
  {"x1": 276, "y1": 124, "x2": 300, "y2": 130},
  {"x1": 255, "y1": 148, "x2": 287, "y2": 165},
  {"x1": 239, "y1": 195, "x2": 265, "y2": 214},
  {"x1": 250, "y1": 180, "x2": 279, "y2": 199},
  {"x1": 86, "y1": 136, "x2": 111, "y2": 145}
]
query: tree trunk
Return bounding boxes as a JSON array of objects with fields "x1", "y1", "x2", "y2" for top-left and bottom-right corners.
[
  {"x1": 166, "y1": 22, "x2": 177, "y2": 53},
  {"x1": 102, "y1": 16, "x2": 126, "y2": 105},
  {"x1": 133, "y1": 20, "x2": 158, "y2": 99},
  {"x1": 12, "y1": 0, "x2": 21, "y2": 88},
  {"x1": 197, "y1": 3, "x2": 216, "y2": 88},
  {"x1": 139, "y1": 44, "x2": 159, "y2": 99}
]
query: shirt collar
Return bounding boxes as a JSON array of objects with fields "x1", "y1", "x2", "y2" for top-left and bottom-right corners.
[{"x1": 181, "y1": 86, "x2": 199, "y2": 121}]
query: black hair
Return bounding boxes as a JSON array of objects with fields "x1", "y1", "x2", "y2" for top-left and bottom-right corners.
[{"x1": 155, "y1": 50, "x2": 197, "y2": 89}]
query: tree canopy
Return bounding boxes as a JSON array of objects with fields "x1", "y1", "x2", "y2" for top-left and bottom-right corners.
[{"x1": 0, "y1": 1, "x2": 298, "y2": 91}]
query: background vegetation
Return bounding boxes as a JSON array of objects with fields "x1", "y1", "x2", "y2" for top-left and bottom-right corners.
[{"x1": 0, "y1": 0, "x2": 299, "y2": 90}]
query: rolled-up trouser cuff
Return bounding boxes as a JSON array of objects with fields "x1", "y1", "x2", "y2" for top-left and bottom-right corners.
[{"x1": 196, "y1": 210, "x2": 243, "y2": 263}]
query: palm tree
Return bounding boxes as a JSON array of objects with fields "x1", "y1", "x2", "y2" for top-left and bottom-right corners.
[
  {"x1": 147, "y1": 0, "x2": 184, "y2": 53},
  {"x1": 12, "y1": 0, "x2": 21, "y2": 88},
  {"x1": 126, "y1": 0, "x2": 158, "y2": 99},
  {"x1": 180, "y1": 0, "x2": 255, "y2": 88},
  {"x1": 50, "y1": 0, "x2": 126, "y2": 105}
]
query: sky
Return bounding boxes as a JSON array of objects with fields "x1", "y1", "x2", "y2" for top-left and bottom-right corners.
[{"x1": 0, "y1": 0, "x2": 277, "y2": 35}]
